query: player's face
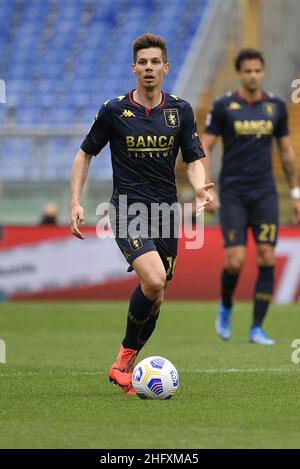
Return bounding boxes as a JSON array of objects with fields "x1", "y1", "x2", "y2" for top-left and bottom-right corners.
[
  {"x1": 132, "y1": 48, "x2": 169, "y2": 90},
  {"x1": 237, "y1": 59, "x2": 265, "y2": 92}
]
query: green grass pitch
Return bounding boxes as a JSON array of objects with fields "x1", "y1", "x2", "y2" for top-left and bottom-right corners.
[{"x1": 0, "y1": 301, "x2": 300, "y2": 449}]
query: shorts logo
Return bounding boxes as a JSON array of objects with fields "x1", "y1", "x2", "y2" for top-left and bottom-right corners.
[
  {"x1": 128, "y1": 235, "x2": 143, "y2": 250},
  {"x1": 263, "y1": 102, "x2": 275, "y2": 117},
  {"x1": 123, "y1": 250, "x2": 131, "y2": 260},
  {"x1": 164, "y1": 109, "x2": 180, "y2": 127},
  {"x1": 227, "y1": 229, "x2": 237, "y2": 243}
]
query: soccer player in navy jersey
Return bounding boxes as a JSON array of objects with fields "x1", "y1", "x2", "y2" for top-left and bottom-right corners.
[
  {"x1": 70, "y1": 33, "x2": 213, "y2": 394},
  {"x1": 202, "y1": 48, "x2": 300, "y2": 345}
]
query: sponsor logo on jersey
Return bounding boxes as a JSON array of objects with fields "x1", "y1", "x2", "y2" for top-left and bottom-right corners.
[
  {"x1": 234, "y1": 119, "x2": 274, "y2": 137},
  {"x1": 126, "y1": 135, "x2": 175, "y2": 148},
  {"x1": 125, "y1": 135, "x2": 175, "y2": 158},
  {"x1": 121, "y1": 109, "x2": 136, "y2": 118},
  {"x1": 228, "y1": 102, "x2": 241, "y2": 110}
]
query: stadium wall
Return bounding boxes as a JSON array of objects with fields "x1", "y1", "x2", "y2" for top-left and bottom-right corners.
[{"x1": 0, "y1": 226, "x2": 299, "y2": 304}]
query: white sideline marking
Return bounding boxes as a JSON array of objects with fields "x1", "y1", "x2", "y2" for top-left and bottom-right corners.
[
  {"x1": 0, "y1": 368, "x2": 299, "y2": 377},
  {"x1": 180, "y1": 368, "x2": 300, "y2": 373}
]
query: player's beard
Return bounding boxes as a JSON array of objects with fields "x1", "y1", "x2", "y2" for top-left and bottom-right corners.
[
  {"x1": 245, "y1": 82, "x2": 260, "y2": 93},
  {"x1": 245, "y1": 77, "x2": 262, "y2": 91}
]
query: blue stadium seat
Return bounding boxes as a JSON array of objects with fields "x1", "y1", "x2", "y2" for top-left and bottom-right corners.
[
  {"x1": 0, "y1": 0, "x2": 210, "y2": 180},
  {"x1": 0, "y1": 106, "x2": 6, "y2": 124}
]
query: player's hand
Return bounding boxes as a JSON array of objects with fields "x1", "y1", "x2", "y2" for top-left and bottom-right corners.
[
  {"x1": 291, "y1": 199, "x2": 300, "y2": 225},
  {"x1": 70, "y1": 203, "x2": 85, "y2": 239},
  {"x1": 204, "y1": 189, "x2": 220, "y2": 214},
  {"x1": 195, "y1": 183, "x2": 214, "y2": 216}
]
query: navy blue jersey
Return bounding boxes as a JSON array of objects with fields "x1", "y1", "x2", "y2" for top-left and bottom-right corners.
[
  {"x1": 81, "y1": 91, "x2": 205, "y2": 203},
  {"x1": 204, "y1": 91, "x2": 289, "y2": 192}
]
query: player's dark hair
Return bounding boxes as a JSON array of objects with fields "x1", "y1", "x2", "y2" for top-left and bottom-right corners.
[
  {"x1": 133, "y1": 33, "x2": 168, "y2": 63},
  {"x1": 234, "y1": 49, "x2": 265, "y2": 70}
]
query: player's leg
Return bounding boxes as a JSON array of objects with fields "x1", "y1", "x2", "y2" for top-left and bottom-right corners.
[
  {"x1": 137, "y1": 288, "x2": 164, "y2": 352},
  {"x1": 223, "y1": 245, "x2": 246, "y2": 307},
  {"x1": 109, "y1": 250, "x2": 166, "y2": 390},
  {"x1": 135, "y1": 213, "x2": 178, "y2": 352},
  {"x1": 216, "y1": 245, "x2": 246, "y2": 339},
  {"x1": 137, "y1": 279, "x2": 172, "y2": 352},
  {"x1": 123, "y1": 250, "x2": 166, "y2": 349},
  {"x1": 217, "y1": 192, "x2": 248, "y2": 339},
  {"x1": 253, "y1": 243, "x2": 275, "y2": 326},
  {"x1": 109, "y1": 200, "x2": 177, "y2": 392},
  {"x1": 249, "y1": 193, "x2": 278, "y2": 344},
  {"x1": 108, "y1": 198, "x2": 162, "y2": 390},
  {"x1": 121, "y1": 254, "x2": 175, "y2": 394}
]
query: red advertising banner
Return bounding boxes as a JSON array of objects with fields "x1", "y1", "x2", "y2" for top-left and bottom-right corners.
[{"x1": 0, "y1": 226, "x2": 299, "y2": 303}]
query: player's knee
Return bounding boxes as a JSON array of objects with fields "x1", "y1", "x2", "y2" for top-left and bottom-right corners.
[
  {"x1": 226, "y1": 256, "x2": 245, "y2": 274},
  {"x1": 142, "y1": 274, "x2": 166, "y2": 300},
  {"x1": 151, "y1": 292, "x2": 164, "y2": 315},
  {"x1": 257, "y1": 246, "x2": 274, "y2": 266},
  {"x1": 156, "y1": 290, "x2": 164, "y2": 308}
]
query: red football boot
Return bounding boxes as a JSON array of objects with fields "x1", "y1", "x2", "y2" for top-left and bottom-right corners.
[{"x1": 109, "y1": 345, "x2": 137, "y2": 388}]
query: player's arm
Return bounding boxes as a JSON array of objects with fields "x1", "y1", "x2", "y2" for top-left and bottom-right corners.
[
  {"x1": 70, "y1": 102, "x2": 112, "y2": 238},
  {"x1": 201, "y1": 133, "x2": 220, "y2": 213},
  {"x1": 185, "y1": 159, "x2": 214, "y2": 213},
  {"x1": 201, "y1": 98, "x2": 226, "y2": 213},
  {"x1": 70, "y1": 149, "x2": 93, "y2": 239},
  {"x1": 277, "y1": 135, "x2": 300, "y2": 224},
  {"x1": 180, "y1": 102, "x2": 215, "y2": 212}
]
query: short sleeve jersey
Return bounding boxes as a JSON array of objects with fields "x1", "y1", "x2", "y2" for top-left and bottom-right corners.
[
  {"x1": 81, "y1": 91, "x2": 205, "y2": 203},
  {"x1": 204, "y1": 91, "x2": 289, "y2": 192}
]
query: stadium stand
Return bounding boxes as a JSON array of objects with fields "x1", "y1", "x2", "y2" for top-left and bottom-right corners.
[{"x1": 0, "y1": 0, "x2": 210, "y2": 181}]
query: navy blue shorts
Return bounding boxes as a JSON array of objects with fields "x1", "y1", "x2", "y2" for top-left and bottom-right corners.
[
  {"x1": 219, "y1": 190, "x2": 279, "y2": 247},
  {"x1": 109, "y1": 197, "x2": 179, "y2": 281}
]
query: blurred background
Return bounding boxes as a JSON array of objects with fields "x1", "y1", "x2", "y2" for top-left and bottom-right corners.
[
  {"x1": 0, "y1": 0, "x2": 300, "y2": 302},
  {"x1": 1, "y1": 0, "x2": 300, "y2": 225}
]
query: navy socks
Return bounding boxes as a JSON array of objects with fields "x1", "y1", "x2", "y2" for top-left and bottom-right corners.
[
  {"x1": 252, "y1": 266, "x2": 274, "y2": 328},
  {"x1": 122, "y1": 285, "x2": 156, "y2": 350}
]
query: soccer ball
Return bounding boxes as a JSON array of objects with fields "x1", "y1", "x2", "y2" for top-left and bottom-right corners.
[{"x1": 132, "y1": 356, "x2": 179, "y2": 399}]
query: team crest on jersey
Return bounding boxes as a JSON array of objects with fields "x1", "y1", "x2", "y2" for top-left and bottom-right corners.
[
  {"x1": 164, "y1": 109, "x2": 180, "y2": 128},
  {"x1": 263, "y1": 102, "x2": 275, "y2": 117},
  {"x1": 128, "y1": 235, "x2": 143, "y2": 250},
  {"x1": 228, "y1": 102, "x2": 241, "y2": 110}
]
